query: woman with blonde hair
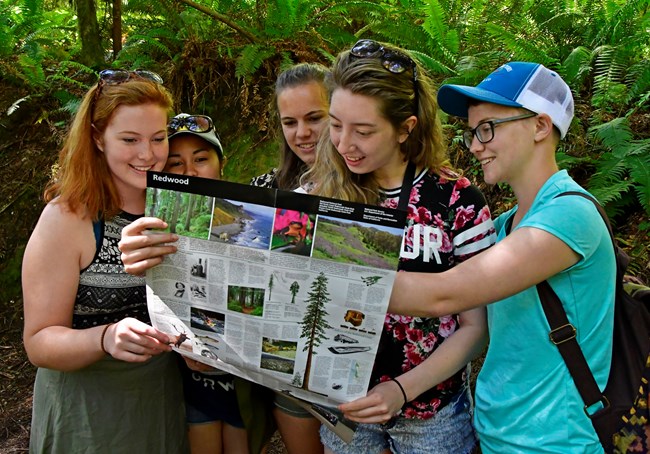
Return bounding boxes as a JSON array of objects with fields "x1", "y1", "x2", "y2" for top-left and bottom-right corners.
[
  {"x1": 22, "y1": 70, "x2": 189, "y2": 453},
  {"x1": 305, "y1": 41, "x2": 495, "y2": 454}
]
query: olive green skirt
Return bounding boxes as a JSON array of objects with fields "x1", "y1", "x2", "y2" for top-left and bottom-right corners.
[{"x1": 30, "y1": 352, "x2": 189, "y2": 454}]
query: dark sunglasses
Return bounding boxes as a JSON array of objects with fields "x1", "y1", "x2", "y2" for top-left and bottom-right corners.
[
  {"x1": 167, "y1": 115, "x2": 214, "y2": 136},
  {"x1": 98, "y1": 69, "x2": 164, "y2": 85},
  {"x1": 350, "y1": 39, "x2": 419, "y2": 115},
  {"x1": 92, "y1": 69, "x2": 163, "y2": 120}
]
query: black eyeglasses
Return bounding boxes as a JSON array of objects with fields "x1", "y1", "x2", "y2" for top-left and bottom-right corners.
[
  {"x1": 92, "y1": 69, "x2": 163, "y2": 120},
  {"x1": 168, "y1": 115, "x2": 214, "y2": 136},
  {"x1": 462, "y1": 113, "x2": 537, "y2": 149},
  {"x1": 350, "y1": 39, "x2": 419, "y2": 115}
]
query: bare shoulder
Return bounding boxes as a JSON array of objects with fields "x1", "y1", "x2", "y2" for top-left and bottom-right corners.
[
  {"x1": 37, "y1": 199, "x2": 88, "y2": 227},
  {"x1": 25, "y1": 200, "x2": 96, "y2": 268}
]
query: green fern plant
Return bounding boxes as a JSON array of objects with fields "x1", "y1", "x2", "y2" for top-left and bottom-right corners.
[
  {"x1": 625, "y1": 61, "x2": 650, "y2": 110},
  {"x1": 587, "y1": 117, "x2": 650, "y2": 223},
  {"x1": 235, "y1": 44, "x2": 277, "y2": 80},
  {"x1": 591, "y1": 44, "x2": 629, "y2": 112},
  {"x1": 113, "y1": 27, "x2": 179, "y2": 70}
]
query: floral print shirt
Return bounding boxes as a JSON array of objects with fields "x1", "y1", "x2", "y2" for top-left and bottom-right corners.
[{"x1": 373, "y1": 168, "x2": 495, "y2": 419}]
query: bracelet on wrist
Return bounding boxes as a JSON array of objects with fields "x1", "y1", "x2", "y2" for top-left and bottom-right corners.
[
  {"x1": 100, "y1": 323, "x2": 114, "y2": 355},
  {"x1": 390, "y1": 377, "x2": 408, "y2": 407}
]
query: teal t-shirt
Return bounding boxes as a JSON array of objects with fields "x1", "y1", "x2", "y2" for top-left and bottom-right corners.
[{"x1": 475, "y1": 170, "x2": 615, "y2": 453}]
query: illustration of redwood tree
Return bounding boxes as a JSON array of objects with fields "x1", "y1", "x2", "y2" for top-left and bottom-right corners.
[
  {"x1": 299, "y1": 272, "x2": 332, "y2": 391},
  {"x1": 289, "y1": 281, "x2": 300, "y2": 304},
  {"x1": 268, "y1": 273, "x2": 274, "y2": 301}
]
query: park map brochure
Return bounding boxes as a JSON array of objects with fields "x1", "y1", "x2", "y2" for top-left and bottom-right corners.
[{"x1": 144, "y1": 171, "x2": 407, "y2": 442}]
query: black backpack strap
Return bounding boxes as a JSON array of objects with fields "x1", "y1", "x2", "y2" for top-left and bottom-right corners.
[
  {"x1": 537, "y1": 191, "x2": 616, "y2": 416},
  {"x1": 537, "y1": 281, "x2": 609, "y2": 412},
  {"x1": 556, "y1": 192, "x2": 623, "y2": 283}
]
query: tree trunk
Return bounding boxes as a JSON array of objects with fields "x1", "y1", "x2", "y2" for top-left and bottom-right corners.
[
  {"x1": 112, "y1": 0, "x2": 122, "y2": 58},
  {"x1": 184, "y1": 193, "x2": 196, "y2": 232},
  {"x1": 170, "y1": 192, "x2": 182, "y2": 233},
  {"x1": 77, "y1": 0, "x2": 104, "y2": 68}
]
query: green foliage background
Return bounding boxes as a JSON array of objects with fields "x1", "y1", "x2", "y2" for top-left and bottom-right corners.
[{"x1": 0, "y1": 0, "x2": 648, "y2": 290}]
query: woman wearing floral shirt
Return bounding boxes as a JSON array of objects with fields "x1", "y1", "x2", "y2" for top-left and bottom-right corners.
[
  {"x1": 304, "y1": 40, "x2": 495, "y2": 454},
  {"x1": 377, "y1": 170, "x2": 494, "y2": 421}
]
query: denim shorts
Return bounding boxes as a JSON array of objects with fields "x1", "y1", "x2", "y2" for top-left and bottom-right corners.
[
  {"x1": 180, "y1": 362, "x2": 244, "y2": 428},
  {"x1": 320, "y1": 389, "x2": 477, "y2": 454}
]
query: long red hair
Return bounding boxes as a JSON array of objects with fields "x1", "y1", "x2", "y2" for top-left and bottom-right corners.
[{"x1": 45, "y1": 79, "x2": 174, "y2": 220}]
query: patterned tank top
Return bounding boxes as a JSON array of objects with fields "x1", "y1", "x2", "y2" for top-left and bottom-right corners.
[{"x1": 72, "y1": 212, "x2": 150, "y2": 329}]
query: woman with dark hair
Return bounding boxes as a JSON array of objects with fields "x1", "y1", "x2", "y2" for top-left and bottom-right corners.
[
  {"x1": 248, "y1": 62, "x2": 331, "y2": 453},
  {"x1": 250, "y1": 62, "x2": 329, "y2": 192},
  {"x1": 119, "y1": 63, "x2": 331, "y2": 454}
]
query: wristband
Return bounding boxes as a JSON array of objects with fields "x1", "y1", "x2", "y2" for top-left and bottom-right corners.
[
  {"x1": 390, "y1": 377, "x2": 408, "y2": 406},
  {"x1": 100, "y1": 323, "x2": 114, "y2": 355}
]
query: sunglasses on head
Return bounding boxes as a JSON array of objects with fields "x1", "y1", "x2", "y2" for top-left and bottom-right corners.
[
  {"x1": 167, "y1": 115, "x2": 214, "y2": 136},
  {"x1": 92, "y1": 69, "x2": 164, "y2": 120},
  {"x1": 98, "y1": 69, "x2": 164, "y2": 85},
  {"x1": 350, "y1": 39, "x2": 419, "y2": 114}
]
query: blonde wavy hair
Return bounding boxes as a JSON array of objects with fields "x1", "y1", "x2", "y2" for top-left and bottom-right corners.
[{"x1": 303, "y1": 43, "x2": 454, "y2": 204}]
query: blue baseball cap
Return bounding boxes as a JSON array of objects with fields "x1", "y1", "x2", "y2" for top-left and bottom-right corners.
[{"x1": 437, "y1": 62, "x2": 574, "y2": 138}]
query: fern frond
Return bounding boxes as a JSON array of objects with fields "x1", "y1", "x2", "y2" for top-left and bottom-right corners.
[
  {"x1": 562, "y1": 46, "x2": 593, "y2": 88},
  {"x1": 409, "y1": 50, "x2": 455, "y2": 76},
  {"x1": 235, "y1": 44, "x2": 277, "y2": 80},
  {"x1": 593, "y1": 44, "x2": 626, "y2": 83},
  {"x1": 420, "y1": 0, "x2": 448, "y2": 45},
  {"x1": 628, "y1": 152, "x2": 650, "y2": 214},
  {"x1": 276, "y1": 52, "x2": 296, "y2": 72},
  {"x1": 589, "y1": 117, "x2": 633, "y2": 151},
  {"x1": 51, "y1": 95, "x2": 82, "y2": 117},
  {"x1": 587, "y1": 179, "x2": 634, "y2": 207},
  {"x1": 587, "y1": 116, "x2": 650, "y2": 216},
  {"x1": 589, "y1": 155, "x2": 629, "y2": 188},
  {"x1": 442, "y1": 52, "x2": 509, "y2": 86},
  {"x1": 121, "y1": 31, "x2": 175, "y2": 58},
  {"x1": 316, "y1": 25, "x2": 357, "y2": 49},
  {"x1": 625, "y1": 61, "x2": 650, "y2": 105},
  {"x1": 371, "y1": 20, "x2": 431, "y2": 51},
  {"x1": 0, "y1": 3, "x2": 17, "y2": 57},
  {"x1": 484, "y1": 23, "x2": 555, "y2": 66},
  {"x1": 418, "y1": 0, "x2": 459, "y2": 64},
  {"x1": 556, "y1": 152, "x2": 593, "y2": 171},
  {"x1": 325, "y1": 0, "x2": 387, "y2": 17},
  {"x1": 17, "y1": 54, "x2": 45, "y2": 86},
  {"x1": 265, "y1": 0, "x2": 299, "y2": 38}
]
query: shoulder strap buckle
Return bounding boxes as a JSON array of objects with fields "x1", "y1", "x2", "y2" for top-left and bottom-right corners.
[{"x1": 549, "y1": 323, "x2": 577, "y2": 345}]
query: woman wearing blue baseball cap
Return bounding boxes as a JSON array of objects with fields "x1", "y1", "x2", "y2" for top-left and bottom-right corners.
[{"x1": 389, "y1": 62, "x2": 615, "y2": 453}]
